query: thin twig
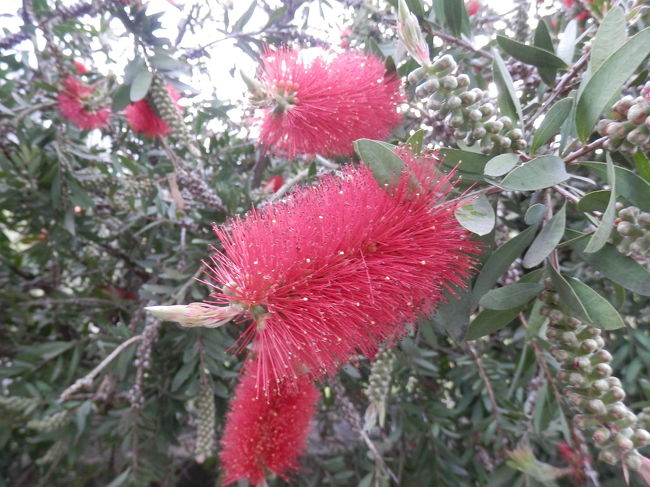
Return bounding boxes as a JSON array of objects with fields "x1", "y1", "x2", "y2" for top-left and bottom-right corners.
[
  {"x1": 426, "y1": 28, "x2": 493, "y2": 61},
  {"x1": 269, "y1": 168, "x2": 310, "y2": 202},
  {"x1": 564, "y1": 136, "x2": 607, "y2": 163},
  {"x1": 59, "y1": 335, "x2": 143, "y2": 401},
  {"x1": 466, "y1": 342, "x2": 503, "y2": 432}
]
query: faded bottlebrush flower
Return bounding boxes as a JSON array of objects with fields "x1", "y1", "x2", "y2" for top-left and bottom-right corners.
[
  {"x1": 124, "y1": 85, "x2": 180, "y2": 137},
  {"x1": 253, "y1": 47, "x2": 402, "y2": 158},
  {"x1": 175, "y1": 147, "x2": 479, "y2": 391},
  {"x1": 219, "y1": 370, "x2": 319, "y2": 486},
  {"x1": 73, "y1": 60, "x2": 88, "y2": 74},
  {"x1": 57, "y1": 76, "x2": 110, "y2": 130}
]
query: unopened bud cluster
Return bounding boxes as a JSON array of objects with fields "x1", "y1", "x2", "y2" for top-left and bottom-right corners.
[
  {"x1": 408, "y1": 54, "x2": 526, "y2": 155},
  {"x1": 597, "y1": 82, "x2": 650, "y2": 155},
  {"x1": 36, "y1": 440, "x2": 66, "y2": 466},
  {"x1": 0, "y1": 395, "x2": 38, "y2": 414},
  {"x1": 614, "y1": 204, "x2": 649, "y2": 267},
  {"x1": 176, "y1": 170, "x2": 223, "y2": 210},
  {"x1": 194, "y1": 381, "x2": 216, "y2": 463},
  {"x1": 541, "y1": 286, "x2": 649, "y2": 470},
  {"x1": 365, "y1": 348, "x2": 395, "y2": 427},
  {"x1": 27, "y1": 410, "x2": 70, "y2": 433}
]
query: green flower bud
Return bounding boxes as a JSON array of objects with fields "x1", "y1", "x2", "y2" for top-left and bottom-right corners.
[
  {"x1": 431, "y1": 54, "x2": 457, "y2": 75},
  {"x1": 627, "y1": 102, "x2": 650, "y2": 125},
  {"x1": 614, "y1": 434, "x2": 634, "y2": 451},
  {"x1": 625, "y1": 453, "x2": 643, "y2": 470},
  {"x1": 440, "y1": 75, "x2": 458, "y2": 91},
  {"x1": 592, "y1": 379, "x2": 610, "y2": 393},
  {"x1": 593, "y1": 428, "x2": 611, "y2": 445},
  {"x1": 587, "y1": 399, "x2": 607, "y2": 415},
  {"x1": 479, "y1": 103, "x2": 495, "y2": 118},
  {"x1": 456, "y1": 74, "x2": 470, "y2": 89},
  {"x1": 460, "y1": 91, "x2": 477, "y2": 106},
  {"x1": 603, "y1": 386, "x2": 626, "y2": 403},
  {"x1": 580, "y1": 339, "x2": 598, "y2": 353},
  {"x1": 598, "y1": 449, "x2": 619, "y2": 465},
  {"x1": 407, "y1": 67, "x2": 428, "y2": 85},
  {"x1": 415, "y1": 78, "x2": 440, "y2": 98},
  {"x1": 613, "y1": 96, "x2": 634, "y2": 116},
  {"x1": 498, "y1": 116, "x2": 513, "y2": 130},
  {"x1": 447, "y1": 95, "x2": 462, "y2": 110},
  {"x1": 594, "y1": 363, "x2": 612, "y2": 378},
  {"x1": 633, "y1": 428, "x2": 650, "y2": 446},
  {"x1": 509, "y1": 128, "x2": 523, "y2": 140}
]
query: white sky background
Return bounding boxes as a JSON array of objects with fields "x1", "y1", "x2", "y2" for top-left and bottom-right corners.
[{"x1": 0, "y1": 0, "x2": 538, "y2": 116}]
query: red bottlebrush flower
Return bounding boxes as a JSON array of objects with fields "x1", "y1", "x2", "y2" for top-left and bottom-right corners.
[
  {"x1": 254, "y1": 48, "x2": 402, "y2": 158},
  {"x1": 124, "y1": 85, "x2": 180, "y2": 138},
  {"x1": 73, "y1": 61, "x2": 88, "y2": 74},
  {"x1": 57, "y1": 76, "x2": 110, "y2": 130},
  {"x1": 466, "y1": 1, "x2": 479, "y2": 16},
  {"x1": 219, "y1": 370, "x2": 319, "y2": 486},
  {"x1": 262, "y1": 174, "x2": 284, "y2": 193},
  {"x1": 192, "y1": 147, "x2": 479, "y2": 391}
]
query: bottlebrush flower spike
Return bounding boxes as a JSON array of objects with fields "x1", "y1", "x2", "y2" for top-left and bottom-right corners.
[
  {"x1": 166, "y1": 147, "x2": 479, "y2": 392},
  {"x1": 219, "y1": 369, "x2": 319, "y2": 486},
  {"x1": 73, "y1": 60, "x2": 88, "y2": 74},
  {"x1": 124, "y1": 85, "x2": 180, "y2": 138},
  {"x1": 57, "y1": 76, "x2": 110, "y2": 130},
  {"x1": 253, "y1": 47, "x2": 402, "y2": 158}
]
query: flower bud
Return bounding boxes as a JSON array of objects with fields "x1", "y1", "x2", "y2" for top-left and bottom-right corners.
[
  {"x1": 607, "y1": 376, "x2": 622, "y2": 388},
  {"x1": 460, "y1": 91, "x2": 477, "y2": 106},
  {"x1": 625, "y1": 453, "x2": 643, "y2": 470},
  {"x1": 614, "y1": 434, "x2": 634, "y2": 451},
  {"x1": 592, "y1": 379, "x2": 610, "y2": 393},
  {"x1": 512, "y1": 139, "x2": 527, "y2": 150},
  {"x1": 509, "y1": 128, "x2": 523, "y2": 140},
  {"x1": 587, "y1": 399, "x2": 607, "y2": 415},
  {"x1": 415, "y1": 78, "x2": 440, "y2": 97},
  {"x1": 633, "y1": 428, "x2": 650, "y2": 446},
  {"x1": 574, "y1": 357, "x2": 591, "y2": 371},
  {"x1": 447, "y1": 95, "x2": 462, "y2": 110},
  {"x1": 549, "y1": 310, "x2": 564, "y2": 323},
  {"x1": 592, "y1": 428, "x2": 611, "y2": 445},
  {"x1": 431, "y1": 54, "x2": 457, "y2": 75},
  {"x1": 603, "y1": 386, "x2": 626, "y2": 403},
  {"x1": 456, "y1": 74, "x2": 470, "y2": 88},
  {"x1": 608, "y1": 402, "x2": 628, "y2": 419},
  {"x1": 568, "y1": 372, "x2": 585, "y2": 387},
  {"x1": 440, "y1": 75, "x2": 458, "y2": 91},
  {"x1": 627, "y1": 102, "x2": 650, "y2": 125},
  {"x1": 606, "y1": 122, "x2": 628, "y2": 139},
  {"x1": 613, "y1": 96, "x2": 634, "y2": 116},
  {"x1": 498, "y1": 116, "x2": 513, "y2": 130},
  {"x1": 484, "y1": 120, "x2": 503, "y2": 134},
  {"x1": 627, "y1": 127, "x2": 648, "y2": 146},
  {"x1": 562, "y1": 331, "x2": 579, "y2": 345},
  {"x1": 397, "y1": 0, "x2": 430, "y2": 66},
  {"x1": 594, "y1": 336, "x2": 605, "y2": 349},
  {"x1": 497, "y1": 136, "x2": 511, "y2": 150},
  {"x1": 407, "y1": 67, "x2": 428, "y2": 85},
  {"x1": 479, "y1": 103, "x2": 495, "y2": 118},
  {"x1": 594, "y1": 363, "x2": 612, "y2": 378},
  {"x1": 145, "y1": 303, "x2": 240, "y2": 328},
  {"x1": 598, "y1": 449, "x2": 619, "y2": 465}
]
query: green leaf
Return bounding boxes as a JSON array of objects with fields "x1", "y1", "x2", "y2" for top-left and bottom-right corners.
[
  {"x1": 530, "y1": 98, "x2": 573, "y2": 154},
  {"x1": 524, "y1": 203, "x2": 546, "y2": 225},
  {"x1": 492, "y1": 50, "x2": 523, "y2": 124},
  {"x1": 484, "y1": 153, "x2": 519, "y2": 177},
  {"x1": 534, "y1": 20, "x2": 554, "y2": 52},
  {"x1": 479, "y1": 283, "x2": 544, "y2": 310},
  {"x1": 568, "y1": 230, "x2": 650, "y2": 296},
  {"x1": 443, "y1": 0, "x2": 465, "y2": 37},
  {"x1": 575, "y1": 27, "x2": 650, "y2": 140},
  {"x1": 439, "y1": 148, "x2": 490, "y2": 174},
  {"x1": 129, "y1": 69, "x2": 153, "y2": 102},
  {"x1": 112, "y1": 84, "x2": 132, "y2": 111},
  {"x1": 584, "y1": 157, "x2": 617, "y2": 253},
  {"x1": 150, "y1": 53, "x2": 187, "y2": 72},
  {"x1": 548, "y1": 265, "x2": 591, "y2": 322},
  {"x1": 406, "y1": 129, "x2": 425, "y2": 154},
  {"x1": 500, "y1": 156, "x2": 569, "y2": 191},
  {"x1": 354, "y1": 139, "x2": 404, "y2": 187},
  {"x1": 589, "y1": 7, "x2": 626, "y2": 74},
  {"x1": 579, "y1": 162, "x2": 650, "y2": 211},
  {"x1": 67, "y1": 178, "x2": 94, "y2": 209},
  {"x1": 473, "y1": 224, "x2": 539, "y2": 299},
  {"x1": 523, "y1": 203, "x2": 566, "y2": 268},
  {"x1": 566, "y1": 277, "x2": 625, "y2": 329},
  {"x1": 633, "y1": 152, "x2": 650, "y2": 182},
  {"x1": 454, "y1": 193, "x2": 495, "y2": 236},
  {"x1": 232, "y1": 0, "x2": 256, "y2": 32},
  {"x1": 577, "y1": 190, "x2": 611, "y2": 212},
  {"x1": 427, "y1": 287, "x2": 474, "y2": 341},
  {"x1": 496, "y1": 35, "x2": 568, "y2": 69},
  {"x1": 465, "y1": 306, "x2": 524, "y2": 340},
  {"x1": 556, "y1": 19, "x2": 577, "y2": 65}
]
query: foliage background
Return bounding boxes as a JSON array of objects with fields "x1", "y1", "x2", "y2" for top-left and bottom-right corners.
[{"x1": 0, "y1": 0, "x2": 649, "y2": 486}]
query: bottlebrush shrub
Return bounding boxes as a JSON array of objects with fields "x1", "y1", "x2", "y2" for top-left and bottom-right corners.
[
  {"x1": 57, "y1": 76, "x2": 110, "y2": 130},
  {"x1": 153, "y1": 147, "x2": 479, "y2": 391},
  {"x1": 124, "y1": 84, "x2": 180, "y2": 137},
  {"x1": 252, "y1": 47, "x2": 403, "y2": 158},
  {"x1": 219, "y1": 369, "x2": 319, "y2": 485}
]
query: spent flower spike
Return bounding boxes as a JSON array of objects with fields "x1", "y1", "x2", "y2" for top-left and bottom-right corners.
[
  {"x1": 155, "y1": 147, "x2": 479, "y2": 392},
  {"x1": 219, "y1": 369, "x2": 318, "y2": 485},
  {"x1": 253, "y1": 47, "x2": 402, "y2": 158}
]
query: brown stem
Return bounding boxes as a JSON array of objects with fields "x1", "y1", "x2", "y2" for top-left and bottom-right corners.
[{"x1": 564, "y1": 136, "x2": 607, "y2": 163}]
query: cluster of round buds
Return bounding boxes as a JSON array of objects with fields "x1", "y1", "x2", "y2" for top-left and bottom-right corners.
[
  {"x1": 365, "y1": 348, "x2": 396, "y2": 428},
  {"x1": 541, "y1": 286, "x2": 650, "y2": 470},
  {"x1": 614, "y1": 204, "x2": 649, "y2": 267},
  {"x1": 36, "y1": 440, "x2": 66, "y2": 466},
  {"x1": 175, "y1": 169, "x2": 223, "y2": 210},
  {"x1": 597, "y1": 83, "x2": 650, "y2": 155},
  {"x1": 127, "y1": 313, "x2": 160, "y2": 410},
  {"x1": 408, "y1": 54, "x2": 526, "y2": 154},
  {"x1": 639, "y1": 407, "x2": 650, "y2": 430},
  {"x1": 27, "y1": 410, "x2": 70, "y2": 433},
  {"x1": 194, "y1": 381, "x2": 216, "y2": 464},
  {"x1": 506, "y1": 60, "x2": 541, "y2": 93},
  {"x1": 0, "y1": 395, "x2": 39, "y2": 414},
  {"x1": 331, "y1": 380, "x2": 363, "y2": 436},
  {"x1": 513, "y1": 0, "x2": 529, "y2": 42}
]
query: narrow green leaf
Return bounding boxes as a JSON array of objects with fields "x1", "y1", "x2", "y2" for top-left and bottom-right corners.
[
  {"x1": 524, "y1": 204, "x2": 546, "y2": 225},
  {"x1": 523, "y1": 203, "x2": 566, "y2": 268},
  {"x1": 406, "y1": 129, "x2": 425, "y2": 154},
  {"x1": 479, "y1": 283, "x2": 544, "y2": 310},
  {"x1": 577, "y1": 190, "x2": 611, "y2": 212},
  {"x1": 584, "y1": 157, "x2": 617, "y2": 253},
  {"x1": 150, "y1": 53, "x2": 187, "y2": 72},
  {"x1": 496, "y1": 35, "x2": 568, "y2": 69},
  {"x1": 530, "y1": 98, "x2": 573, "y2": 153},
  {"x1": 232, "y1": 0, "x2": 256, "y2": 32},
  {"x1": 473, "y1": 224, "x2": 539, "y2": 299},
  {"x1": 534, "y1": 20, "x2": 554, "y2": 52},
  {"x1": 548, "y1": 265, "x2": 591, "y2": 322},
  {"x1": 575, "y1": 27, "x2": 650, "y2": 140},
  {"x1": 455, "y1": 193, "x2": 495, "y2": 236},
  {"x1": 589, "y1": 7, "x2": 626, "y2": 74},
  {"x1": 129, "y1": 69, "x2": 153, "y2": 102},
  {"x1": 492, "y1": 50, "x2": 523, "y2": 124},
  {"x1": 579, "y1": 162, "x2": 650, "y2": 211},
  {"x1": 556, "y1": 19, "x2": 577, "y2": 65},
  {"x1": 500, "y1": 156, "x2": 569, "y2": 191},
  {"x1": 566, "y1": 277, "x2": 625, "y2": 329},
  {"x1": 484, "y1": 153, "x2": 519, "y2": 177},
  {"x1": 427, "y1": 287, "x2": 474, "y2": 341},
  {"x1": 443, "y1": 0, "x2": 464, "y2": 37},
  {"x1": 354, "y1": 139, "x2": 404, "y2": 187},
  {"x1": 465, "y1": 306, "x2": 524, "y2": 340},
  {"x1": 633, "y1": 152, "x2": 650, "y2": 182},
  {"x1": 568, "y1": 229, "x2": 650, "y2": 296}
]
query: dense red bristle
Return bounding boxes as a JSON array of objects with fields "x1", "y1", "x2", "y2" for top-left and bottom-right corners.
[
  {"x1": 202, "y1": 147, "x2": 480, "y2": 392},
  {"x1": 57, "y1": 76, "x2": 110, "y2": 130},
  {"x1": 219, "y1": 370, "x2": 319, "y2": 485},
  {"x1": 124, "y1": 84, "x2": 180, "y2": 137},
  {"x1": 256, "y1": 48, "x2": 403, "y2": 158}
]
